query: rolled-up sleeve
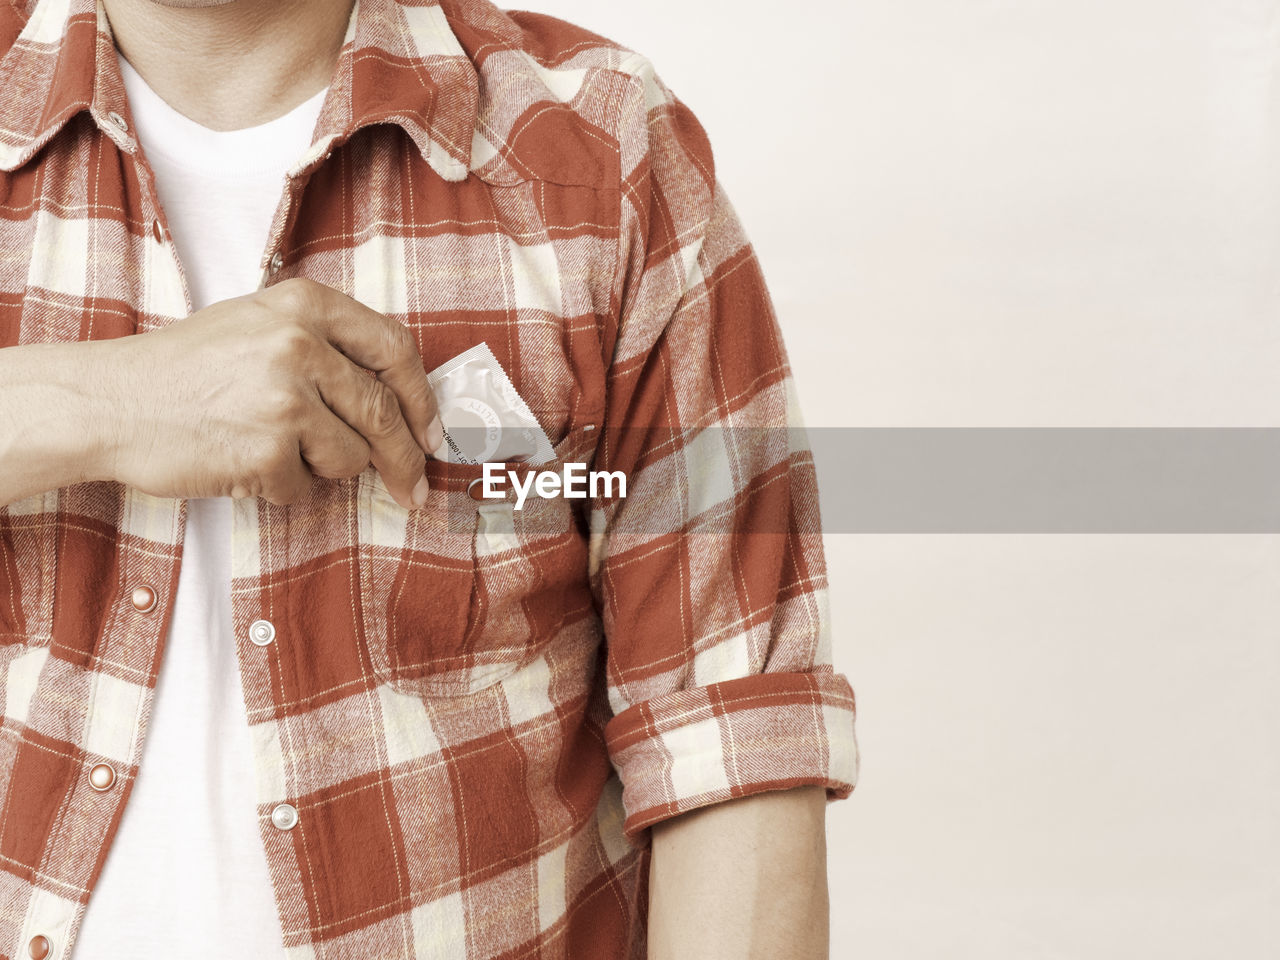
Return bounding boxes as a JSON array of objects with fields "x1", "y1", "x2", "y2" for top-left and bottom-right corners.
[{"x1": 591, "y1": 58, "x2": 860, "y2": 844}]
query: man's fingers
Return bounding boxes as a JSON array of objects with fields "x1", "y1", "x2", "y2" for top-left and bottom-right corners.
[
  {"x1": 257, "y1": 440, "x2": 315, "y2": 507},
  {"x1": 313, "y1": 350, "x2": 430, "y2": 509},
  {"x1": 298, "y1": 403, "x2": 372, "y2": 481},
  {"x1": 271, "y1": 279, "x2": 443, "y2": 456}
]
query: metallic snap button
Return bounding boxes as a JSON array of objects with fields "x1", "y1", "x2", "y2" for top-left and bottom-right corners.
[
  {"x1": 88, "y1": 763, "x2": 116, "y2": 791},
  {"x1": 28, "y1": 935, "x2": 50, "y2": 960},
  {"x1": 271, "y1": 802, "x2": 298, "y2": 831},
  {"x1": 268, "y1": 251, "x2": 284, "y2": 273},
  {"x1": 249, "y1": 619, "x2": 276, "y2": 646},
  {"x1": 106, "y1": 110, "x2": 128, "y2": 133},
  {"x1": 152, "y1": 219, "x2": 163, "y2": 242},
  {"x1": 130, "y1": 585, "x2": 157, "y2": 613}
]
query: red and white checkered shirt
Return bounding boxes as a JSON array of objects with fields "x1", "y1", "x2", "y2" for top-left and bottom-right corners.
[{"x1": 0, "y1": 0, "x2": 860, "y2": 957}]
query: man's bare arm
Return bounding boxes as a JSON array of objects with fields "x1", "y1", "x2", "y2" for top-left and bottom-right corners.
[
  {"x1": 647, "y1": 786, "x2": 830, "y2": 960},
  {"x1": 0, "y1": 339, "x2": 123, "y2": 505},
  {"x1": 0, "y1": 278, "x2": 442, "y2": 510}
]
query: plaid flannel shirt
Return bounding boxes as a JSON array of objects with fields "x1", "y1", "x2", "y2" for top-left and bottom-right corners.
[{"x1": 0, "y1": 0, "x2": 860, "y2": 957}]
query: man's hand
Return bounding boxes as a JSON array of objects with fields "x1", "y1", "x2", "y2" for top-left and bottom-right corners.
[
  {"x1": 95, "y1": 277, "x2": 443, "y2": 509},
  {"x1": 647, "y1": 786, "x2": 830, "y2": 960}
]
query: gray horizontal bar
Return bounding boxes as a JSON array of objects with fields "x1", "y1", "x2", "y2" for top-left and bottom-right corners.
[{"x1": 811, "y1": 428, "x2": 1280, "y2": 532}]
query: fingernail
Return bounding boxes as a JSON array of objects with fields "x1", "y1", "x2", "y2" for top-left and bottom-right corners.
[
  {"x1": 425, "y1": 416, "x2": 444, "y2": 456},
  {"x1": 412, "y1": 474, "x2": 430, "y2": 508}
]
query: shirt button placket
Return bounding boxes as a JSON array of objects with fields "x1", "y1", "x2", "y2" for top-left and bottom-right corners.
[{"x1": 248, "y1": 615, "x2": 294, "y2": 833}]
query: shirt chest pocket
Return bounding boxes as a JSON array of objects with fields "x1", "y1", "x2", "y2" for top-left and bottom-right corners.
[{"x1": 356, "y1": 451, "x2": 591, "y2": 698}]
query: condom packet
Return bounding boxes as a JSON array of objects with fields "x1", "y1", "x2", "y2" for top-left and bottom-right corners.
[{"x1": 425, "y1": 342, "x2": 556, "y2": 466}]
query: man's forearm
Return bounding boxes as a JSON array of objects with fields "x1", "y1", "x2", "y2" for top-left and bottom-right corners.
[
  {"x1": 0, "y1": 340, "x2": 120, "y2": 505},
  {"x1": 647, "y1": 785, "x2": 830, "y2": 960}
]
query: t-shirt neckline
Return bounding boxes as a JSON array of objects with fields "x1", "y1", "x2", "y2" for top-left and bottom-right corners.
[{"x1": 116, "y1": 53, "x2": 329, "y2": 177}]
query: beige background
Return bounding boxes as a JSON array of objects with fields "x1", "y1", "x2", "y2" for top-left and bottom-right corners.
[{"x1": 518, "y1": 2, "x2": 1280, "y2": 956}]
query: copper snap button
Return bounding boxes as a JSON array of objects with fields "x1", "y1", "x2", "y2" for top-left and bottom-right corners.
[
  {"x1": 131, "y1": 585, "x2": 157, "y2": 613},
  {"x1": 28, "y1": 935, "x2": 50, "y2": 960},
  {"x1": 89, "y1": 763, "x2": 116, "y2": 791},
  {"x1": 152, "y1": 219, "x2": 163, "y2": 242},
  {"x1": 467, "y1": 476, "x2": 510, "y2": 502}
]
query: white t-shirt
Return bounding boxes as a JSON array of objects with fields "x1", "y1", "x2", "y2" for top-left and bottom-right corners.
[{"x1": 73, "y1": 57, "x2": 328, "y2": 960}]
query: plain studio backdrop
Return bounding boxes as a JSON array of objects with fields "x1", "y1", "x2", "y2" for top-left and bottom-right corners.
[{"x1": 515, "y1": 2, "x2": 1280, "y2": 958}]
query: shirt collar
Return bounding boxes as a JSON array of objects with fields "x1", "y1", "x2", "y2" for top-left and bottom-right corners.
[{"x1": 0, "y1": 0, "x2": 480, "y2": 181}]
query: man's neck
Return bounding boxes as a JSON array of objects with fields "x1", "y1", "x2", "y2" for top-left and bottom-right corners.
[{"x1": 101, "y1": 0, "x2": 354, "y2": 131}]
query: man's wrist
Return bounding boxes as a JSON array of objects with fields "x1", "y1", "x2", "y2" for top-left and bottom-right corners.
[
  {"x1": 0, "y1": 338, "x2": 129, "y2": 497},
  {"x1": 74, "y1": 337, "x2": 130, "y2": 485}
]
